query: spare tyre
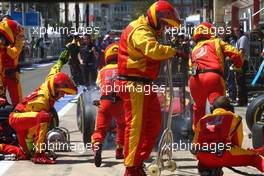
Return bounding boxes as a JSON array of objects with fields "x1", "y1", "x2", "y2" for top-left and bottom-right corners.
[{"x1": 246, "y1": 94, "x2": 264, "y2": 131}]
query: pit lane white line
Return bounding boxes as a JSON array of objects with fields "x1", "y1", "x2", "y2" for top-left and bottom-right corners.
[
  {"x1": 57, "y1": 101, "x2": 76, "y2": 120},
  {"x1": 0, "y1": 161, "x2": 15, "y2": 176},
  {"x1": 57, "y1": 92, "x2": 81, "y2": 119}
]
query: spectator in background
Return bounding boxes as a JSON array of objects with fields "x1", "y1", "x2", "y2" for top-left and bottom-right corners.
[
  {"x1": 30, "y1": 37, "x2": 36, "y2": 58},
  {"x1": 234, "y1": 26, "x2": 249, "y2": 106},
  {"x1": 220, "y1": 29, "x2": 238, "y2": 104},
  {"x1": 102, "y1": 32, "x2": 112, "y2": 50},
  {"x1": 35, "y1": 38, "x2": 40, "y2": 58},
  {"x1": 229, "y1": 30, "x2": 237, "y2": 46},
  {"x1": 79, "y1": 34, "x2": 97, "y2": 86},
  {"x1": 39, "y1": 38, "x2": 45, "y2": 58},
  {"x1": 95, "y1": 35, "x2": 105, "y2": 70},
  {"x1": 66, "y1": 34, "x2": 83, "y2": 85}
]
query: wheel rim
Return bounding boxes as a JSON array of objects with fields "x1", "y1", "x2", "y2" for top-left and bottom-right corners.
[{"x1": 254, "y1": 103, "x2": 264, "y2": 123}]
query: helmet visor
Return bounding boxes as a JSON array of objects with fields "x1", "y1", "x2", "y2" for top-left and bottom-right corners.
[{"x1": 161, "y1": 18, "x2": 180, "y2": 28}]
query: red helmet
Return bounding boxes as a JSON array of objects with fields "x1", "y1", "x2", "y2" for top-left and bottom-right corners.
[
  {"x1": 47, "y1": 72, "x2": 77, "y2": 99},
  {"x1": 193, "y1": 22, "x2": 213, "y2": 41},
  {"x1": 147, "y1": 0, "x2": 180, "y2": 30},
  {"x1": 5, "y1": 19, "x2": 24, "y2": 38},
  {"x1": 104, "y1": 43, "x2": 118, "y2": 64}
]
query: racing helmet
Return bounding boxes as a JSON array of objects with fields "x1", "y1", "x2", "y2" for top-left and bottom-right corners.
[
  {"x1": 0, "y1": 20, "x2": 15, "y2": 44},
  {"x1": 104, "y1": 43, "x2": 118, "y2": 64},
  {"x1": 193, "y1": 22, "x2": 213, "y2": 41},
  {"x1": 47, "y1": 72, "x2": 77, "y2": 99},
  {"x1": 147, "y1": 0, "x2": 180, "y2": 30}
]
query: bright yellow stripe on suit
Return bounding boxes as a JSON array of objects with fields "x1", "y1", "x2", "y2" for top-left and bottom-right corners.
[
  {"x1": 35, "y1": 122, "x2": 48, "y2": 153},
  {"x1": 0, "y1": 144, "x2": 3, "y2": 151},
  {"x1": 230, "y1": 145, "x2": 256, "y2": 156},
  {"x1": 150, "y1": 2, "x2": 157, "y2": 27},
  {"x1": 12, "y1": 112, "x2": 39, "y2": 118},
  {"x1": 125, "y1": 82, "x2": 144, "y2": 166},
  {"x1": 27, "y1": 127, "x2": 36, "y2": 139}
]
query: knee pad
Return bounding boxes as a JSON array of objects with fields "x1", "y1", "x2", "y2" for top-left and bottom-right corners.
[{"x1": 36, "y1": 111, "x2": 51, "y2": 123}]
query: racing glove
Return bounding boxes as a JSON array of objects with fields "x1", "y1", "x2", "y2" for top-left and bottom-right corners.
[{"x1": 57, "y1": 49, "x2": 69, "y2": 65}]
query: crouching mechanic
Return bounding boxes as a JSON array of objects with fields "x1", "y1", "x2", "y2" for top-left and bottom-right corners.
[
  {"x1": 193, "y1": 96, "x2": 264, "y2": 175},
  {"x1": 91, "y1": 43, "x2": 125, "y2": 167},
  {"x1": 117, "y1": 1, "x2": 185, "y2": 175},
  {"x1": 8, "y1": 50, "x2": 77, "y2": 164}
]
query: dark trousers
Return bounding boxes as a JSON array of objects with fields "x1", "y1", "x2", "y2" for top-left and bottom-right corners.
[
  {"x1": 224, "y1": 61, "x2": 236, "y2": 101},
  {"x1": 80, "y1": 64, "x2": 97, "y2": 86},
  {"x1": 236, "y1": 60, "x2": 248, "y2": 106},
  {"x1": 69, "y1": 62, "x2": 83, "y2": 85}
]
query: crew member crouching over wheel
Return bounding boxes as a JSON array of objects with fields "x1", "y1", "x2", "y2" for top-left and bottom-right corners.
[
  {"x1": 9, "y1": 50, "x2": 77, "y2": 164},
  {"x1": 193, "y1": 96, "x2": 264, "y2": 175}
]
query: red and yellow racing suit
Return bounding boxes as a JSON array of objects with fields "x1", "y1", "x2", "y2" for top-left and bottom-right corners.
[
  {"x1": 92, "y1": 63, "x2": 125, "y2": 148},
  {"x1": 0, "y1": 30, "x2": 24, "y2": 105},
  {"x1": 0, "y1": 143, "x2": 26, "y2": 159},
  {"x1": 117, "y1": 15, "x2": 176, "y2": 167},
  {"x1": 193, "y1": 108, "x2": 264, "y2": 172},
  {"x1": 9, "y1": 61, "x2": 63, "y2": 154},
  {"x1": 190, "y1": 38, "x2": 243, "y2": 129}
]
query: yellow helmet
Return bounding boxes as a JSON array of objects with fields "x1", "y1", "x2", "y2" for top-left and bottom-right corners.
[{"x1": 104, "y1": 43, "x2": 119, "y2": 64}]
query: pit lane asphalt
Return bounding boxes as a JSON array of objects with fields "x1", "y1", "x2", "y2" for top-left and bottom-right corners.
[{"x1": 0, "y1": 63, "x2": 263, "y2": 176}]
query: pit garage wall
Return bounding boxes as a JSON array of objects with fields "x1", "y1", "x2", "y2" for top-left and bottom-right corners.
[
  {"x1": 213, "y1": 0, "x2": 228, "y2": 26},
  {"x1": 213, "y1": 0, "x2": 261, "y2": 28}
]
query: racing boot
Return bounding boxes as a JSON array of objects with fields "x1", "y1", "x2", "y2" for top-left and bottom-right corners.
[
  {"x1": 93, "y1": 142, "x2": 102, "y2": 167},
  {"x1": 124, "y1": 166, "x2": 146, "y2": 176},
  {"x1": 253, "y1": 154, "x2": 264, "y2": 172},
  {"x1": 32, "y1": 153, "x2": 56, "y2": 164},
  {"x1": 199, "y1": 168, "x2": 223, "y2": 176},
  {"x1": 198, "y1": 162, "x2": 223, "y2": 176},
  {"x1": 115, "y1": 146, "x2": 124, "y2": 159}
]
